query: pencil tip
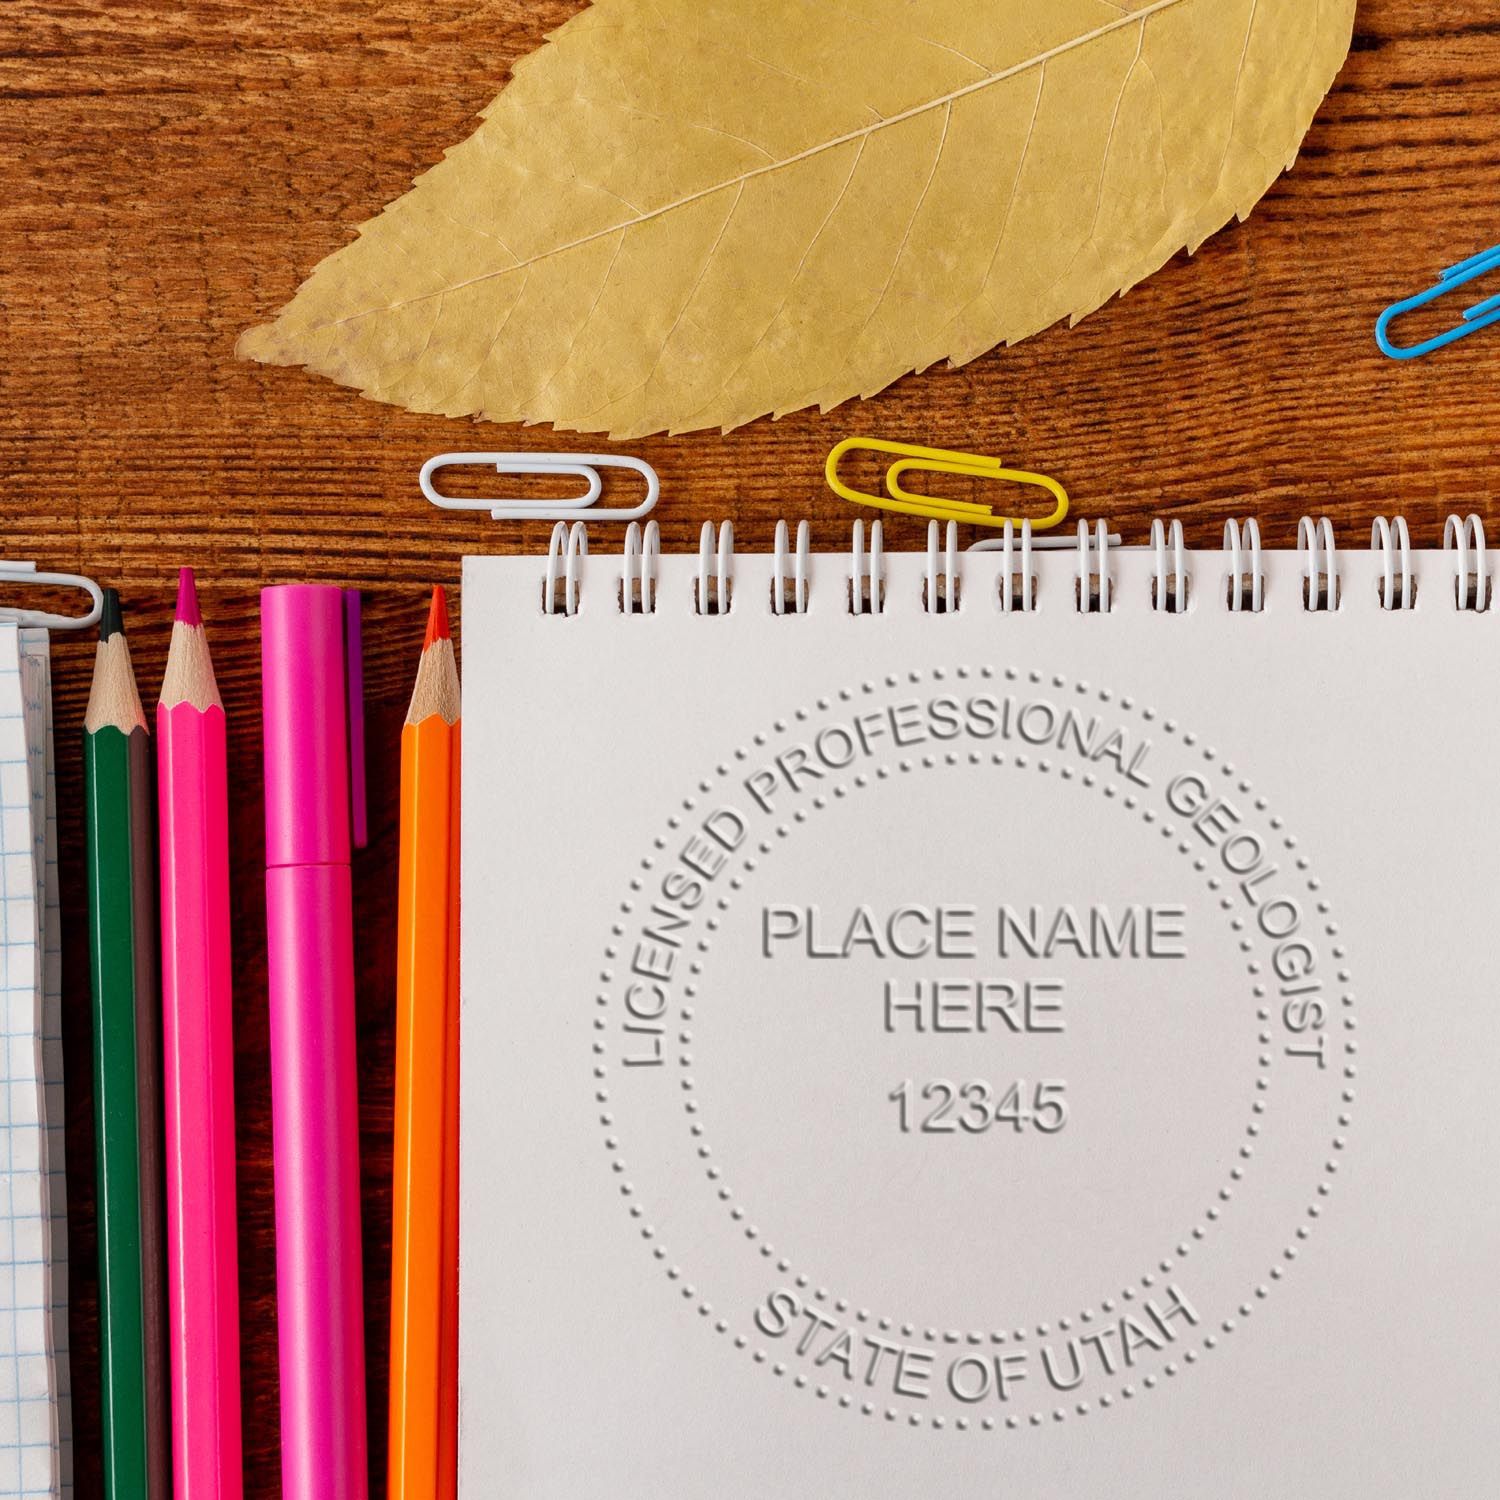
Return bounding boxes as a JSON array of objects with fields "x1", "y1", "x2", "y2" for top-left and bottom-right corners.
[
  {"x1": 424, "y1": 585, "x2": 451, "y2": 648},
  {"x1": 175, "y1": 568, "x2": 202, "y2": 626},
  {"x1": 100, "y1": 589, "x2": 124, "y2": 641}
]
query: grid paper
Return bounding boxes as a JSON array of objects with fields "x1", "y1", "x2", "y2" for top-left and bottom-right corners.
[
  {"x1": 20, "y1": 633, "x2": 68, "y2": 1499},
  {"x1": 0, "y1": 624, "x2": 64, "y2": 1498}
]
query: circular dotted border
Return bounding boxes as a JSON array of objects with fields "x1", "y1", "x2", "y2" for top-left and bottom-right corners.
[{"x1": 593, "y1": 666, "x2": 1359, "y2": 1431}]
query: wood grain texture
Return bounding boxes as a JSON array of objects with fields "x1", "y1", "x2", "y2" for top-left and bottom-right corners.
[{"x1": 1, "y1": 2, "x2": 1496, "y2": 1495}]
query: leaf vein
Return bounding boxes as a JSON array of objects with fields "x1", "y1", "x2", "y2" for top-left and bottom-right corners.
[
  {"x1": 1215, "y1": 0, "x2": 1263, "y2": 189},
  {"x1": 575, "y1": 181, "x2": 746, "y2": 422},
  {"x1": 845, "y1": 102, "x2": 953, "y2": 366},
  {"x1": 532, "y1": 230, "x2": 630, "y2": 408},
  {"x1": 682, "y1": 136, "x2": 869, "y2": 426},
  {"x1": 956, "y1": 61, "x2": 1046, "y2": 331}
]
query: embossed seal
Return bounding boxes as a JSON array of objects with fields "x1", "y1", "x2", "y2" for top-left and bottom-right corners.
[{"x1": 597, "y1": 668, "x2": 1355, "y2": 1432}]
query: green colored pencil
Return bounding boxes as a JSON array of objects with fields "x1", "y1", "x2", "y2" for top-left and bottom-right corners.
[{"x1": 84, "y1": 590, "x2": 168, "y2": 1500}]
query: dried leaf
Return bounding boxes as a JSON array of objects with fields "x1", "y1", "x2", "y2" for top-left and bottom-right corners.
[{"x1": 238, "y1": 0, "x2": 1356, "y2": 439}]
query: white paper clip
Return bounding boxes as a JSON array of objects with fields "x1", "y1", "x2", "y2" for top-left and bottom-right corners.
[
  {"x1": 421, "y1": 452, "x2": 659, "y2": 523},
  {"x1": 968, "y1": 530, "x2": 1121, "y2": 552},
  {"x1": 0, "y1": 560, "x2": 104, "y2": 630}
]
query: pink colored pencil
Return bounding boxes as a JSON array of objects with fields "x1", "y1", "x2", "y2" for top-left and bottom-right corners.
[{"x1": 157, "y1": 568, "x2": 243, "y2": 1499}]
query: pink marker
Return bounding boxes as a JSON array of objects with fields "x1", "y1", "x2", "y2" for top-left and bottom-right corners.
[
  {"x1": 158, "y1": 569, "x2": 243, "y2": 1499},
  {"x1": 261, "y1": 586, "x2": 369, "y2": 1500}
]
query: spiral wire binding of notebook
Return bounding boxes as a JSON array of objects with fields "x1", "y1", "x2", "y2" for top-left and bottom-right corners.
[
  {"x1": 461, "y1": 514, "x2": 1498, "y2": 1499},
  {"x1": 0, "y1": 625, "x2": 70, "y2": 1498}
]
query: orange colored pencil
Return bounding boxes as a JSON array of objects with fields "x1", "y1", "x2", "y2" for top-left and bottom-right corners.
[
  {"x1": 390, "y1": 587, "x2": 461, "y2": 1500},
  {"x1": 436, "y1": 716, "x2": 460, "y2": 1500}
]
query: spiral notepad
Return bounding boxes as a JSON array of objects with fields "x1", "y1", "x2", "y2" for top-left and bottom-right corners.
[{"x1": 460, "y1": 517, "x2": 1500, "y2": 1498}]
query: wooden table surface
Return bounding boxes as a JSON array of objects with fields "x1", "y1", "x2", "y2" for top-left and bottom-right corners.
[{"x1": 3, "y1": 1, "x2": 1496, "y2": 1494}]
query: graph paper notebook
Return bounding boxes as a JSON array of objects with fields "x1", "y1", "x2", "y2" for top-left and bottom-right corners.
[
  {"x1": 461, "y1": 519, "x2": 1499, "y2": 1498},
  {"x1": 25, "y1": 628, "x2": 72, "y2": 1500},
  {"x1": 0, "y1": 624, "x2": 69, "y2": 1498}
]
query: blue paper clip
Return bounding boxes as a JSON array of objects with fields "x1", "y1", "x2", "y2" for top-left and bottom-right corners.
[{"x1": 1376, "y1": 243, "x2": 1500, "y2": 360}]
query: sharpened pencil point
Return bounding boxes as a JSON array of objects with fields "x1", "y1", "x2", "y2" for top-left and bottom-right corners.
[
  {"x1": 175, "y1": 568, "x2": 202, "y2": 626},
  {"x1": 100, "y1": 588, "x2": 124, "y2": 641},
  {"x1": 424, "y1": 585, "x2": 452, "y2": 648}
]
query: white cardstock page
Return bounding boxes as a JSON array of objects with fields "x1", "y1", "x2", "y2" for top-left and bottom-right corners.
[{"x1": 461, "y1": 537, "x2": 1499, "y2": 1498}]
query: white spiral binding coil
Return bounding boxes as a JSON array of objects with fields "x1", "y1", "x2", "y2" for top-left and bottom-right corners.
[
  {"x1": 1077, "y1": 519, "x2": 1111, "y2": 613},
  {"x1": 1151, "y1": 519, "x2": 1188, "y2": 613},
  {"x1": 1224, "y1": 519, "x2": 1263, "y2": 613},
  {"x1": 621, "y1": 520, "x2": 659, "y2": 614},
  {"x1": 1371, "y1": 516, "x2": 1415, "y2": 610},
  {"x1": 1445, "y1": 513, "x2": 1489, "y2": 612},
  {"x1": 997, "y1": 521, "x2": 1035, "y2": 613},
  {"x1": 773, "y1": 519, "x2": 811, "y2": 615},
  {"x1": 850, "y1": 519, "x2": 885, "y2": 615},
  {"x1": 544, "y1": 520, "x2": 587, "y2": 616},
  {"x1": 1298, "y1": 516, "x2": 1338, "y2": 612},
  {"x1": 696, "y1": 520, "x2": 734, "y2": 615},
  {"x1": 544, "y1": 516, "x2": 1496, "y2": 616},
  {"x1": 924, "y1": 520, "x2": 960, "y2": 613}
]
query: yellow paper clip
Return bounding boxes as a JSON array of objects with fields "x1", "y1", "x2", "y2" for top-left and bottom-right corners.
[{"x1": 825, "y1": 438, "x2": 1069, "y2": 532}]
